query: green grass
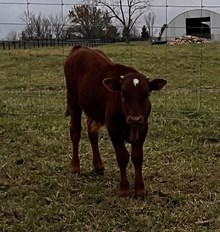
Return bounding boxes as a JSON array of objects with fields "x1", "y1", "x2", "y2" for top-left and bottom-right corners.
[{"x1": 0, "y1": 43, "x2": 220, "y2": 231}]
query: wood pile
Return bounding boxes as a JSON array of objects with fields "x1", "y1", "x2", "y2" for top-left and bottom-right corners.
[{"x1": 169, "y1": 35, "x2": 209, "y2": 45}]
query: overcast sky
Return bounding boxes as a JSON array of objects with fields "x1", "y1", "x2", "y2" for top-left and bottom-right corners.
[{"x1": 0, "y1": 0, "x2": 220, "y2": 39}]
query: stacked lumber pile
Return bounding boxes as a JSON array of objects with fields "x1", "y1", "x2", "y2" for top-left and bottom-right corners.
[{"x1": 169, "y1": 35, "x2": 209, "y2": 45}]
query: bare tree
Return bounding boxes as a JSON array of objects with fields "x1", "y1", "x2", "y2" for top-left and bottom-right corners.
[
  {"x1": 144, "y1": 11, "x2": 156, "y2": 40},
  {"x1": 97, "y1": 0, "x2": 151, "y2": 43},
  {"x1": 49, "y1": 13, "x2": 69, "y2": 39},
  {"x1": 35, "y1": 14, "x2": 52, "y2": 39},
  {"x1": 20, "y1": 11, "x2": 35, "y2": 39},
  {"x1": 5, "y1": 31, "x2": 19, "y2": 41},
  {"x1": 20, "y1": 11, "x2": 53, "y2": 40}
]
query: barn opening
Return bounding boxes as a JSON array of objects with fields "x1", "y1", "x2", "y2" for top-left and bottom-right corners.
[{"x1": 186, "y1": 17, "x2": 211, "y2": 38}]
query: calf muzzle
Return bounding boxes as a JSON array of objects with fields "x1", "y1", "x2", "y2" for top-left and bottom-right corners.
[{"x1": 127, "y1": 115, "x2": 144, "y2": 125}]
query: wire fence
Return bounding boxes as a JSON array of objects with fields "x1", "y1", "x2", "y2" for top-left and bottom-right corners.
[
  {"x1": 1, "y1": 0, "x2": 220, "y2": 43},
  {"x1": 0, "y1": 0, "x2": 220, "y2": 122}
]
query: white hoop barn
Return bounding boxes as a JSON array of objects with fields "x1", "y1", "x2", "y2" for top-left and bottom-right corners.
[{"x1": 162, "y1": 9, "x2": 220, "y2": 41}]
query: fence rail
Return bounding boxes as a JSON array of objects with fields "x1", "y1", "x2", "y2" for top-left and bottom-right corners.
[{"x1": 0, "y1": 39, "x2": 110, "y2": 50}]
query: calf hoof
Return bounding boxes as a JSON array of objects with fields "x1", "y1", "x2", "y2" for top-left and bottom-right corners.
[
  {"x1": 119, "y1": 190, "x2": 129, "y2": 197},
  {"x1": 134, "y1": 194, "x2": 145, "y2": 200},
  {"x1": 94, "y1": 167, "x2": 104, "y2": 175},
  {"x1": 134, "y1": 190, "x2": 145, "y2": 200},
  {"x1": 69, "y1": 164, "x2": 80, "y2": 175}
]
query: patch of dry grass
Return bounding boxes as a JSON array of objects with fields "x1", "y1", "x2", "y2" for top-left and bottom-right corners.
[{"x1": 0, "y1": 43, "x2": 220, "y2": 231}]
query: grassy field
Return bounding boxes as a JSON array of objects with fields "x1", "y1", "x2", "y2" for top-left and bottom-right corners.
[{"x1": 0, "y1": 42, "x2": 220, "y2": 231}]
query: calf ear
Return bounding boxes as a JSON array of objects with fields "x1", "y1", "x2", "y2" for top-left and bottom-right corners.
[
  {"x1": 102, "y1": 78, "x2": 121, "y2": 92},
  {"x1": 149, "y1": 78, "x2": 167, "y2": 92}
]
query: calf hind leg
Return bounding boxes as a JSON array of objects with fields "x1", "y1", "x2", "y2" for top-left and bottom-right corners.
[
  {"x1": 87, "y1": 117, "x2": 104, "y2": 175},
  {"x1": 69, "y1": 107, "x2": 82, "y2": 174}
]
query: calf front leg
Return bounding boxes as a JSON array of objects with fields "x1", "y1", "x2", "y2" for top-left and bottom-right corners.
[
  {"x1": 112, "y1": 143, "x2": 130, "y2": 197},
  {"x1": 131, "y1": 142, "x2": 145, "y2": 197}
]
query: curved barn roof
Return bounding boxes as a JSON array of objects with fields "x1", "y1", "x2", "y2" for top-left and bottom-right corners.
[{"x1": 162, "y1": 9, "x2": 220, "y2": 41}]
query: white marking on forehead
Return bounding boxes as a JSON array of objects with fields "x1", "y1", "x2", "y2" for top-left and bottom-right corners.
[{"x1": 133, "y1": 78, "x2": 139, "y2": 87}]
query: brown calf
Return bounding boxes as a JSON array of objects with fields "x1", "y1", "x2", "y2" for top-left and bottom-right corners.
[{"x1": 64, "y1": 45, "x2": 167, "y2": 197}]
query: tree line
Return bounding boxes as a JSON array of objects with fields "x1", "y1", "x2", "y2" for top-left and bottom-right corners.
[{"x1": 5, "y1": 0, "x2": 156, "y2": 43}]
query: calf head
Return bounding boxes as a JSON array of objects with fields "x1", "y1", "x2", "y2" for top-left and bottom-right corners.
[{"x1": 103, "y1": 72, "x2": 167, "y2": 142}]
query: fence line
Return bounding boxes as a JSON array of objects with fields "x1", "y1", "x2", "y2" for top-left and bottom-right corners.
[
  {"x1": 1, "y1": 1, "x2": 220, "y2": 39},
  {"x1": 0, "y1": 39, "x2": 111, "y2": 50},
  {"x1": 0, "y1": 0, "x2": 220, "y2": 121}
]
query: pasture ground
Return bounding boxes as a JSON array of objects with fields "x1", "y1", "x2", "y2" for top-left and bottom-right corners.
[{"x1": 0, "y1": 43, "x2": 220, "y2": 231}]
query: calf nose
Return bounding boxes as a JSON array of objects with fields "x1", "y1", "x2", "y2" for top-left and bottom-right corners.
[{"x1": 127, "y1": 115, "x2": 144, "y2": 125}]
